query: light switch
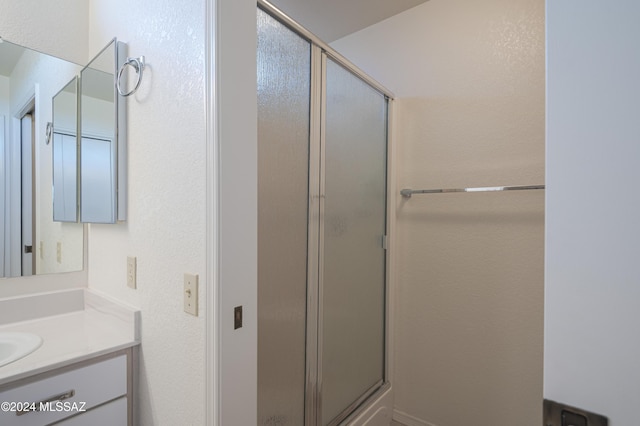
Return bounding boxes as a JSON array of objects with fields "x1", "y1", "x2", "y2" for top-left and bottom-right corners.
[
  {"x1": 127, "y1": 256, "x2": 137, "y2": 289},
  {"x1": 184, "y1": 274, "x2": 198, "y2": 316}
]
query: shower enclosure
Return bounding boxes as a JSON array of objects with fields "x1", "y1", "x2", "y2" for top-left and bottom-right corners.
[{"x1": 257, "y1": 2, "x2": 392, "y2": 425}]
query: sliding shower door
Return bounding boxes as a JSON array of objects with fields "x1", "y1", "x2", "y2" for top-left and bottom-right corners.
[
  {"x1": 320, "y1": 57, "x2": 388, "y2": 426},
  {"x1": 258, "y1": 5, "x2": 389, "y2": 425},
  {"x1": 257, "y1": 8, "x2": 310, "y2": 426}
]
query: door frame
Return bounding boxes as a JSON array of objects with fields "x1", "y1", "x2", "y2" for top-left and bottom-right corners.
[
  {"x1": 20, "y1": 112, "x2": 34, "y2": 276},
  {"x1": 205, "y1": 1, "x2": 396, "y2": 425},
  {"x1": 205, "y1": 0, "x2": 258, "y2": 425},
  {"x1": 6, "y1": 91, "x2": 37, "y2": 278}
]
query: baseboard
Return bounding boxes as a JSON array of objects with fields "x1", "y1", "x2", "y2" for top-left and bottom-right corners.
[{"x1": 392, "y1": 409, "x2": 438, "y2": 426}]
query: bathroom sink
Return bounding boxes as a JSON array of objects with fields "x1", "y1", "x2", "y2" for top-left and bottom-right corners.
[{"x1": 0, "y1": 332, "x2": 43, "y2": 368}]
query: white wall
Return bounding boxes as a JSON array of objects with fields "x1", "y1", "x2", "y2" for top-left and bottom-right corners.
[
  {"x1": 85, "y1": 0, "x2": 207, "y2": 424},
  {"x1": 545, "y1": 2, "x2": 640, "y2": 424},
  {"x1": 0, "y1": 0, "x2": 89, "y2": 65},
  {"x1": 333, "y1": 0, "x2": 545, "y2": 425}
]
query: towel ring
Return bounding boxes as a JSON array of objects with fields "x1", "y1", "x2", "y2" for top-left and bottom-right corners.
[{"x1": 117, "y1": 56, "x2": 145, "y2": 97}]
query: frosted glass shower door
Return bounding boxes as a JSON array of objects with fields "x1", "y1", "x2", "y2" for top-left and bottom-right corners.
[
  {"x1": 257, "y1": 8, "x2": 311, "y2": 426},
  {"x1": 320, "y1": 57, "x2": 388, "y2": 425},
  {"x1": 257, "y1": 5, "x2": 390, "y2": 425}
]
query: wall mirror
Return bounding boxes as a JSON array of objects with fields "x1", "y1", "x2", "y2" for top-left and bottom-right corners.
[
  {"x1": 79, "y1": 38, "x2": 126, "y2": 224},
  {"x1": 0, "y1": 38, "x2": 84, "y2": 278}
]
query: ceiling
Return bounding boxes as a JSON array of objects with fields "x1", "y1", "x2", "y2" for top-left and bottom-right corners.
[{"x1": 268, "y1": 0, "x2": 430, "y2": 42}]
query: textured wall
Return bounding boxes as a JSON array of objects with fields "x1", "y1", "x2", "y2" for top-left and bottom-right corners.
[
  {"x1": 546, "y1": 1, "x2": 640, "y2": 424},
  {"x1": 332, "y1": 0, "x2": 545, "y2": 424},
  {"x1": 86, "y1": 0, "x2": 207, "y2": 424},
  {"x1": 0, "y1": 0, "x2": 89, "y2": 64}
]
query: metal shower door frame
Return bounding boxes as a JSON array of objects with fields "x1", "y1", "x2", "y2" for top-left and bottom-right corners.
[
  {"x1": 257, "y1": 2, "x2": 394, "y2": 425},
  {"x1": 317, "y1": 53, "x2": 390, "y2": 426}
]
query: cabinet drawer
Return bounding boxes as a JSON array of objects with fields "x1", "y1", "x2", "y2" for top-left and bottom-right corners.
[
  {"x1": 53, "y1": 397, "x2": 127, "y2": 426},
  {"x1": 0, "y1": 355, "x2": 127, "y2": 426}
]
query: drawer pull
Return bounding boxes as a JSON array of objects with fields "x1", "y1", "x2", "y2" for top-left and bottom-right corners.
[{"x1": 16, "y1": 389, "x2": 76, "y2": 416}]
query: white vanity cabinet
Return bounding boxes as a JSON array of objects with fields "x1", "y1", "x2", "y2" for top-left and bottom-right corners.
[{"x1": 0, "y1": 349, "x2": 135, "y2": 426}]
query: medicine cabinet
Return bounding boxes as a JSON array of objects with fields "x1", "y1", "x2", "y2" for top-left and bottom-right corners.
[
  {"x1": 52, "y1": 38, "x2": 128, "y2": 224},
  {"x1": 79, "y1": 39, "x2": 127, "y2": 223}
]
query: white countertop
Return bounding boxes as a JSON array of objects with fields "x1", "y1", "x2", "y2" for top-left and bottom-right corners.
[{"x1": 0, "y1": 289, "x2": 140, "y2": 386}]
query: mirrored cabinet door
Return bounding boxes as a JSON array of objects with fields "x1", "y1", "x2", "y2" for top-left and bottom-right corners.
[
  {"x1": 79, "y1": 39, "x2": 126, "y2": 224},
  {"x1": 52, "y1": 77, "x2": 79, "y2": 223}
]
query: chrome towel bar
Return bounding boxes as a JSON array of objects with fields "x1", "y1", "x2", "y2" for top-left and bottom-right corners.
[{"x1": 400, "y1": 184, "x2": 545, "y2": 198}]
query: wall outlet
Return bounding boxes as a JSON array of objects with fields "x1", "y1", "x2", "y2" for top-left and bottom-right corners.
[
  {"x1": 56, "y1": 242, "x2": 62, "y2": 263},
  {"x1": 184, "y1": 273, "x2": 199, "y2": 316},
  {"x1": 127, "y1": 256, "x2": 137, "y2": 289}
]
